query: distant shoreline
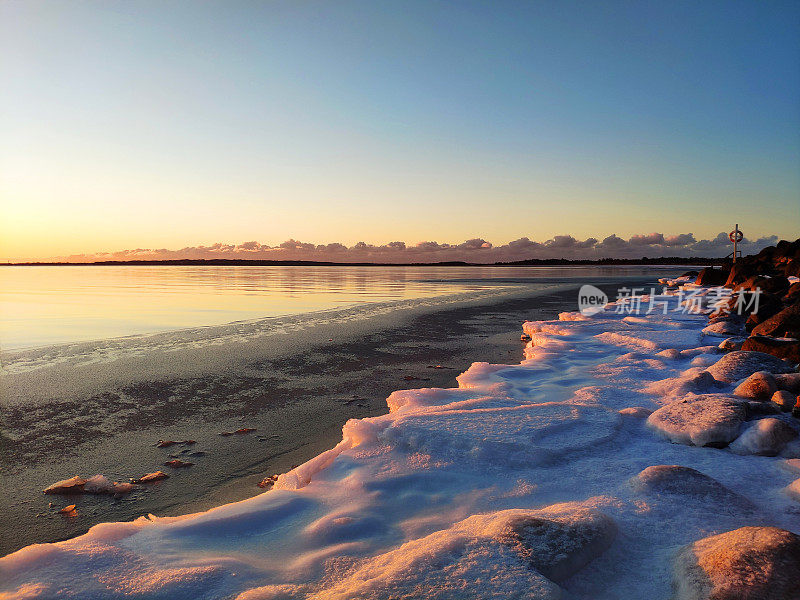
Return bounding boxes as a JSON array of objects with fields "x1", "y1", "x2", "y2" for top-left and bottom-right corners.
[{"x1": 1, "y1": 257, "x2": 723, "y2": 267}]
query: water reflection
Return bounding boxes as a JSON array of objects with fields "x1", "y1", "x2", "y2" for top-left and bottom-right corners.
[{"x1": 0, "y1": 265, "x2": 681, "y2": 350}]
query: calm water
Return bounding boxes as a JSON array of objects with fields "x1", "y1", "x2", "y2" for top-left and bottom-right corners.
[{"x1": 0, "y1": 264, "x2": 685, "y2": 351}]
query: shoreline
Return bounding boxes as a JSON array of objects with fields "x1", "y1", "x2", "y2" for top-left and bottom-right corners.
[
  {"x1": 3, "y1": 268, "x2": 798, "y2": 598},
  {"x1": 1, "y1": 276, "x2": 661, "y2": 556}
]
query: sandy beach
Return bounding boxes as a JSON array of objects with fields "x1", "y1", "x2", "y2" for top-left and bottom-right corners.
[{"x1": 0, "y1": 276, "x2": 661, "y2": 555}]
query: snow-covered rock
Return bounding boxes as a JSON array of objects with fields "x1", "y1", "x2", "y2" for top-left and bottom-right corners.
[
  {"x1": 503, "y1": 506, "x2": 617, "y2": 583},
  {"x1": 771, "y1": 389, "x2": 796, "y2": 411},
  {"x1": 673, "y1": 527, "x2": 800, "y2": 600},
  {"x1": 785, "y1": 478, "x2": 800, "y2": 502},
  {"x1": 733, "y1": 371, "x2": 778, "y2": 400},
  {"x1": 728, "y1": 418, "x2": 798, "y2": 456},
  {"x1": 718, "y1": 337, "x2": 745, "y2": 351},
  {"x1": 630, "y1": 465, "x2": 754, "y2": 510},
  {"x1": 646, "y1": 395, "x2": 746, "y2": 447},
  {"x1": 619, "y1": 406, "x2": 652, "y2": 418},
  {"x1": 297, "y1": 504, "x2": 615, "y2": 600},
  {"x1": 775, "y1": 372, "x2": 800, "y2": 393},
  {"x1": 705, "y1": 351, "x2": 795, "y2": 383},
  {"x1": 702, "y1": 320, "x2": 745, "y2": 338}
]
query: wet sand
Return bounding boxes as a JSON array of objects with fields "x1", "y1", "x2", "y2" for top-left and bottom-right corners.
[{"x1": 0, "y1": 277, "x2": 662, "y2": 555}]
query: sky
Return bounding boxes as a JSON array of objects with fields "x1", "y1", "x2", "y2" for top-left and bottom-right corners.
[{"x1": 1, "y1": 0, "x2": 798, "y2": 262}]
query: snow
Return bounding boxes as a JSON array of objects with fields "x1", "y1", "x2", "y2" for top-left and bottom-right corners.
[
  {"x1": 728, "y1": 418, "x2": 798, "y2": 456},
  {"x1": 2, "y1": 285, "x2": 800, "y2": 599},
  {"x1": 672, "y1": 526, "x2": 800, "y2": 600},
  {"x1": 646, "y1": 395, "x2": 746, "y2": 447}
]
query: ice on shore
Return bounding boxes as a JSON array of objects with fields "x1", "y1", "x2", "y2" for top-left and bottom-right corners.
[{"x1": 2, "y1": 287, "x2": 800, "y2": 599}]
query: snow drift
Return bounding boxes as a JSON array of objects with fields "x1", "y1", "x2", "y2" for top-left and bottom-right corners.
[{"x1": 2, "y1": 284, "x2": 799, "y2": 599}]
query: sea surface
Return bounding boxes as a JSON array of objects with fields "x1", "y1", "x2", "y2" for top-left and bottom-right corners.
[{"x1": 0, "y1": 264, "x2": 690, "y2": 351}]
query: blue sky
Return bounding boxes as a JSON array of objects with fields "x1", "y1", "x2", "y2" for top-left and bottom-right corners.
[{"x1": 1, "y1": 1, "x2": 798, "y2": 260}]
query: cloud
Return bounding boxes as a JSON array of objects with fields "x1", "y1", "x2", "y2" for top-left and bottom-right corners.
[{"x1": 53, "y1": 232, "x2": 787, "y2": 264}]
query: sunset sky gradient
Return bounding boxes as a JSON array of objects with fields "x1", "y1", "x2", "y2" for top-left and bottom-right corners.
[{"x1": 1, "y1": 1, "x2": 798, "y2": 262}]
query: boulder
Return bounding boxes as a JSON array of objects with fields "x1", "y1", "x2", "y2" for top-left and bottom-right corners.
[
  {"x1": 785, "y1": 258, "x2": 800, "y2": 278},
  {"x1": 503, "y1": 508, "x2": 618, "y2": 583},
  {"x1": 696, "y1": 267, "x2": 730, "y2": 286},
  {"x1": 772, "y1": 390, "x2": 797, "y2": 412},
  {"x1": 775, "y1": 239, "x2": 800, "y2": 260},
  {"x1": 735, "y1": 275, "x2": 789, "y2": 296},
  {"x1": 784, "y1": 282, "x2": 800, "y2": 304},
  {"x1": 718, "y1": 337, "x2": 745, "y2": 352},
  {"x1": 630, "y1": 465, "x2": 754, "y2": 510},
  {"x1": 746, "y1": 400, "x2": 781, "y2": 416},
  {"x1": 751, "y1": 303, "x2": 800, "y2": 338},
  {"x1": 724, "y1": 263, "x2": 758, "y2": 288},
  {"x1": 673, "y1": 527, "x2": 800, "y2": 600},
  {"x1": 702, "y1": 320, "x2": 745, "y2": 338},
  {"x1": 705, "y1": 351, "x2": 795, "y2": 383},
  {"x1": 619, "y1": 407, "x2": 652, "y2": 418},
  {"x1": 741, "y1": 335, "x2": 800, "y2": 364},
  {"x1": 775, "y1": 372, "x2": 800, "y2": 393},
  {"x1": 646, "y1": 395, "x2": 746, "y2": 447},
  {"x1": 786, "y1": 478, "x2": 800, "y2": 502},
  {"x1": 732, "y1": 371, "x2": 777, "y2": 399},
  {"x1": 743, "y1": 293, "x2": 783, "y2": 329},
  {"x1": 728, "y1": 418, "x2": 797, "y2": 456}
]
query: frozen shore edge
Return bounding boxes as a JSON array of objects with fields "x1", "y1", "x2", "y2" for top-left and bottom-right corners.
[{"x1": 2, "y1": 279, "x2": 800, "y2": 599}]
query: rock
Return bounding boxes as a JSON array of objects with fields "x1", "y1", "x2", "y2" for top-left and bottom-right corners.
[
  {"x1": 746, "y1": 400, "x2": 781, "y2": 416},
  {"x1": 728, "y1": 418, "x2": 798, "y2": 456},
  {"x1": 257, "y1": 474, "x2": 279, "y2": 489},
  {"x1": 775, "y1": 372, "x2": 800, "y2": 393},
  {"x1": 43, "y1": 476, "x2": 87, "y2": 495},
  {"x1": 646, "y1": 395, "x2": 746, "y2": 447},
  {"x1": 780, "y1": 439, "x2": 800, "y2": 458},
  {"x1": 733, "y1": 371, "x2": 777, "y2": 399},
  {"x1": 673, "y1": 527, "x2": 800, "y2": 600},
  {"x1": 705, "y1": 351, "x2": 795, "y2": 383},
  {"x1": 164, "y1": 459, "x2": 193, "y2": 468},
  {"x1": 772, "y1": 390, "x2": 796, "y2": 411},
  {"x1": 784, "y1": 282, "x2": 800, "y2": 304},
  {"x1": 787, "y1": 479, "x2": 800, "y2": 501},
  {"x1": 786, "y1": 258, "x2": 800, "y2": 278},
  {"x1": 735, "y1": 275, "x2": 789, "y2": 296},
  {"x1": 702, "y1": 320, "x2": 745, "y2": 338},
  {"x1": 718, "y1": 337, "x2": 745, "y2": 351},
  {"x1": 83, "y1": 475, "x2": 137, "y2": 495},
  {"x1": 751, "y1": 303, "x2": 800, "y2": 338},
  {"x1": 795, "y1": 398, "x2": 800, "y2": 420},
  {"x1": 520, "y1": 333, "x2": 532, "y2": 342},
  {"x1": 157, "y1": 440, "x2": 177, "y2": 448},
  {"x1": 630, "y1": 465, "x2": 754, "y2": 510},
  {"x1": 724, "y1": 263, "x2": 758, "y2": 288},
  {"x1": 502, "y1": 508, "x2": 618, "y2": 583},
  {"x1": 619, "y1": 407, "x2": 652, "y2": 418},
  {"x1": 696, "y1": 267, "x2": 730, "y2": 286},
  {"x1": 58, "y1": 504, "x2": 77, "y2": 515},
  {"x1": 132, "y1": 471, "x2": 169, "y2": 484},
  {"x1": 235, "y1": 428, "x2": 257, "y2": 434},
  {"x1": 742, "y1": 335, "x2": 800, "y2": 364},
  {"x1": 780, "y1": 458, "x2": 800, "y2": 474}
]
